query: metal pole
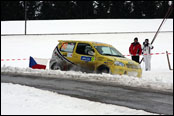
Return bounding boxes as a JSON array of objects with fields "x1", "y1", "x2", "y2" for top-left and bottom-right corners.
[{"x1": 24, "y1": 1, "x2": 27, "y2": 35}]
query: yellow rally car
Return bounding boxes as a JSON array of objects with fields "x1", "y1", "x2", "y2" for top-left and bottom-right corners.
[{"x1": 49, "y1": 40, "x2": 142, "y2": 77}]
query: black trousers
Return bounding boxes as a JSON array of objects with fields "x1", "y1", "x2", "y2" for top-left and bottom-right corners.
[{"x1": 132, "y1": 56, "x2": 140, "y2": 63}]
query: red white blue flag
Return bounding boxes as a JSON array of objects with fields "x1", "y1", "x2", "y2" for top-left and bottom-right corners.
[{"x1": 29, "y1": 56, "x2": 48, "y2": 69}]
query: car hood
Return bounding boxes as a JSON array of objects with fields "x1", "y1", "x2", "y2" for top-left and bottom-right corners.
[{"x1": 104, "y1": 55, "x2": 139, "y2": 65}]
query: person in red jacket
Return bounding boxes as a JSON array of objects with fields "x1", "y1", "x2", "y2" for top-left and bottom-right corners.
[{"x1": 129, "y1": 37, "x2": 142, "y2": 63}]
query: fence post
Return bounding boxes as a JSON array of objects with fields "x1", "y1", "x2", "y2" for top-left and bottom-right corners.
[{"x1": 166, "y1": 51, "x2": 173, "y2": 70}]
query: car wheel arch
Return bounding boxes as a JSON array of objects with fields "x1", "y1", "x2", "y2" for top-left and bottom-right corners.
[{"x1": 97, "y1": 64, "x2": 110, "y2": 73}]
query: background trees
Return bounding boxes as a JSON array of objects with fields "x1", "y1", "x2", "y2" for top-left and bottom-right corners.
[{"x1": 1, "y1": 1, "x2": 173, "y2": 20}]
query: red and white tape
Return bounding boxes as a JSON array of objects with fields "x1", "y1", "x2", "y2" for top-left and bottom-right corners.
[
  {"x1": 1, "y1": 52, "x2": 173, "y2": 62},
  {"x1": 124, "y1": 52, "x2": 173, "y2": 56},
  {"x1": 1, "y1": 58, "x2": 28, "y2": 62}
]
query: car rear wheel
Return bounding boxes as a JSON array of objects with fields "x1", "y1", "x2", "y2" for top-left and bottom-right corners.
[{"x1": 51, "y1": 63, "x2": 61, "y2": 70}]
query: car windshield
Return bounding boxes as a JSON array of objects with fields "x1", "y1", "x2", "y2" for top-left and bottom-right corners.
[{"x1": 95, "y1": 46, "x2": 124, "y2": 58}]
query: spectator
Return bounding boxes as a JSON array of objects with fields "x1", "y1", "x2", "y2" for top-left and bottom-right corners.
[
  {"x1": 129, "y1": 37, "x2": 142, "y2": 63},
  {"x1": 142, "y1": 39, "x2": 154, "y2": 71}
]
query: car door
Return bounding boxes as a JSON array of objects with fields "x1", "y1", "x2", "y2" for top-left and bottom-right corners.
[{"x1": 73, "y1": 43, "x2": 96, "y2": 72}]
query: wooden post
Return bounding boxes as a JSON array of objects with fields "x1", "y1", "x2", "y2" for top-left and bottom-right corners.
[{"x1": 166, "y1": 51, "x2": 173, "y2": 70}]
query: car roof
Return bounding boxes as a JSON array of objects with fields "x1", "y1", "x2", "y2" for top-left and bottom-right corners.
[{"x1": 58, "y1": 40, "x2": 113, "y2": 47}]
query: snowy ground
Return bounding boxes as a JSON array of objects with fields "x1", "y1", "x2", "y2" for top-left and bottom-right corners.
[
  {"x1": 1, "y1": 83, "x2": 157, "y2": 115},
  {"x1": 1, "y1": 19, "x2": 173, "y2": 34},
  {"x1": 1, "y1": 66, "x2": 173, "y2": 93},
  {"x1": 1, "y1": 19, "x2": 173, "y2": 115}
]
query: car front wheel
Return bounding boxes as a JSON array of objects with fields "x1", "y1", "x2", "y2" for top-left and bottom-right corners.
[
  {"x1": 98, "y1": 66, "x2": 110, "y2": 74},
  {"x1": 100, "y1": 68, "x2": 109, "y2": 73}
]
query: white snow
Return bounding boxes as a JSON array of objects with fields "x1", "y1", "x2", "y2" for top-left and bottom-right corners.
[
  {"x1": 1, "y1": 19, "x2": 173, "y2": 34},
  {"x1": 1, "y1": 19, "x2": 173, "y2": 115},
  {"x1": 1, "y1": 83, "x2": 156, "y2": 115},
  {"x1": 1, "y1": 66, "x2": 173, "y2": 93}
]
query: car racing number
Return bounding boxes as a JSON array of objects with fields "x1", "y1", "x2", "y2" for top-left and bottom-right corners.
[{"x1": 60, "y1": 42, "x2": 75, "y2": 53}]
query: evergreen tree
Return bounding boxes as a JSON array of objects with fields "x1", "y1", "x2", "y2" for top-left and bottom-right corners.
[
  {"x1": 1, "y1": 1, "x2": 173, "y2": 20},
  {"x1": 94, "y1": 1, "x2": 111, "y2": 18},
  {"x1": 130, "y1": 1, "x2": 144, "y2": 18},
  {"x1": 157, "y1": 1, "x2": 173, "y2": 18},
  {"x1": 140, "y1": 1, "x2": 158, "y2": 18},
  {"x1": 38, "y1": 1, "x2": 57, "y2": 19},
  {"x1": 1, "y1": 1, "x2": 24, "y2": 20},
  {"x1": 75, "y1": 1, "x2": 94, "y2": 19},
  {"x1": 110, "y1": 1, "x2": 127, "y2": 18},
  {"x1": 27, "y1": 1, "x2": 42, "y2": 20}
]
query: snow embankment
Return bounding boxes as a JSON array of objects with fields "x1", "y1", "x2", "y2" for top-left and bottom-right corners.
[
  {"x1": 1, "y1": 83, "x2": 157, "y2": 115},
  {"x1": 1, "y1": 19, "x2": 173, "y2": 35},
  {"x1": 1, "y1": 66, "x2": 173, "y2": 93}
]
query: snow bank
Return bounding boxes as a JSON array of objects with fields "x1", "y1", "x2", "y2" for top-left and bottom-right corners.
[
  {"x1": 1, "y1": 83, "x2": 157, "y2": 115},
  {"x1": 1, "y1": 19, "x2": 173, "y2": 34},
  {"x1": 1, "y1": 66, "x2": 173, "y2": 93}
]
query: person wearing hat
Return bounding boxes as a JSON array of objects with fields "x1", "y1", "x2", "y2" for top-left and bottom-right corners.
[
  {"x1": 142, "y1": 39, "x2": 154, "y2": 71},
  {"x1": 129, "y1": 37, "x2": 142, "y2": 63}
]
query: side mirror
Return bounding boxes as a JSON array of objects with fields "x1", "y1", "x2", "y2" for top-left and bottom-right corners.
[{"x1": 88, "y1": 51, "x2": 94, "y2": 56}]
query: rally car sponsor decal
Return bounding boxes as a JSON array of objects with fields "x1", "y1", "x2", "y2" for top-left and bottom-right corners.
[
  {"x1": 91, "y1": 57, "x2": 95, "y2": 62},
  {"x1": 81, "y1": 56, "x2": 92, "y2": 62}
]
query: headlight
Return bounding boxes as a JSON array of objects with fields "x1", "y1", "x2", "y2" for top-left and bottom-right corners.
[{"x1": 114, "y1": 61, "x2": 125, "y2": 67}]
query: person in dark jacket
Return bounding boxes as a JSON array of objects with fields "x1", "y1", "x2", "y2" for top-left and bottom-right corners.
[{"x1": 129, "y1": 37, "x2": 142, "y2": 63}]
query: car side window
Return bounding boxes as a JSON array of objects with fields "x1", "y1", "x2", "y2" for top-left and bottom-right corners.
[
  {"x1": 60, "y1": 42, "x2": 75, "y2": 53},
  {"x1": 76, "y1": 43, "x2": 94, "y2": 55}
]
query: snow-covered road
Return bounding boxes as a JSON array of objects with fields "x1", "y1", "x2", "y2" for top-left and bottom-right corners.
[{"x1": 2, "y1": 74, "x2": 173, "y2": 115}]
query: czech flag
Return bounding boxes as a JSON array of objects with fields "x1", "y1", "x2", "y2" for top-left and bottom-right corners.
[{"x1": 29, "y1": 56, "x2": 48, "y2": 69}]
